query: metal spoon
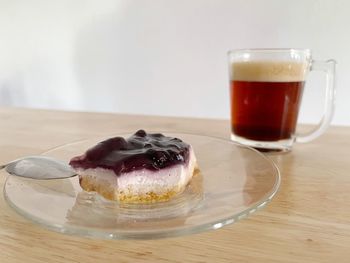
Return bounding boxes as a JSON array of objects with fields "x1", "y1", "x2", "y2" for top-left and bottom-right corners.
[{"x1": 0, "y1": 156, "x2": 76, "y2": 180}]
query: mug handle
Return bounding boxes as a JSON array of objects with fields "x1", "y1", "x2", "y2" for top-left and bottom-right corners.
[{"x1": 296, "y1": 59, "x2": 336, "y2": 143}]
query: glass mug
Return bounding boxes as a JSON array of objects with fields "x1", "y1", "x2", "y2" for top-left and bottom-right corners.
[{"x1": 228, "y1": 49, "x2": 336, "y2": 152}]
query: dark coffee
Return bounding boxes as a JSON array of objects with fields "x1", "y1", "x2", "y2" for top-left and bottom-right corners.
[{"x1": 230, "y1": 80, "x2": 304, "y2": 141}]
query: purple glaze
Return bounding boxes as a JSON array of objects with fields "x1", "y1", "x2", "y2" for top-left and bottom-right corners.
[{"x1": 69, "y1": 130, "x2": 190, "y2": 176}]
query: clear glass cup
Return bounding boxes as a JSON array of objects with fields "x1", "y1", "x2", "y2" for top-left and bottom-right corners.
[{"x1": 228, "y1": 48, "x2": 336, "y2": 152}]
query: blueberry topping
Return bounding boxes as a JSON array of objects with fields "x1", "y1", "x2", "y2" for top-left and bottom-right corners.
[{"x1": 69, "y1": 130, "x2": 190, "y2": 176}]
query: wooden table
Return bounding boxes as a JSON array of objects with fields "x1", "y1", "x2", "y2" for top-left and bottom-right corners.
[{"x1": 0, "y1": 107, "x2": 349, "y2": 263}]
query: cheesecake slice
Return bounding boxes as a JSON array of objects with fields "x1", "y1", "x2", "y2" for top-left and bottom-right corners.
[{"x1": 69, "y1": 130, "x2": 197, "y2": 203}]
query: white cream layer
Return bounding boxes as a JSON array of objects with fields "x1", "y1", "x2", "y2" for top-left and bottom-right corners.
[{"x1": 76, "y1": 148, "x2": 197, "y2": 196}]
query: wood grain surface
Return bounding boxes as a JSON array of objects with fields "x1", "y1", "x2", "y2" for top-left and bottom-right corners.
[{"x1": 0, "y1": 107, "x2": 349, "y2": 263}]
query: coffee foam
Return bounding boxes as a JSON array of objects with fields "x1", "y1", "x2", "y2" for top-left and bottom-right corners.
[{"x1": 231, "y1": 61, "x2": 308, "y2": 82}]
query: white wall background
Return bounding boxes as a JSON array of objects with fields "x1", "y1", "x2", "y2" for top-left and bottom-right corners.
[{"x1": 0, "y1": 0, "x2": 349, "y2": 125}]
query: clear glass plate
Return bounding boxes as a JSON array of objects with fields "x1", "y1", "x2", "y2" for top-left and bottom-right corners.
[{"x1": 4, "y1": 132, "x2": 280, "y2": 239}]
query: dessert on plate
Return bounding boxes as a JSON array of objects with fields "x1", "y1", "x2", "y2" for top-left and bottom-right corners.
[{"x1": 69, "y1": 130, "x2": 198, "y2": 203}]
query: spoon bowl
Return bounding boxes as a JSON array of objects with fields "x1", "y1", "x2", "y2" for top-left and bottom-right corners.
[{"x1": 3, "y1": 156, "x2": 76, "y2": 180}]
